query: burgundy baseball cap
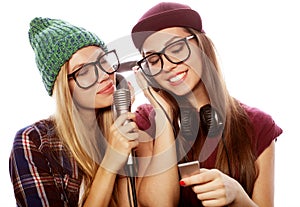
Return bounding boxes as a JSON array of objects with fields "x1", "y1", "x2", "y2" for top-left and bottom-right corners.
[{"x1": 131, "y1": 2, "x2": 204, "y2": 50}]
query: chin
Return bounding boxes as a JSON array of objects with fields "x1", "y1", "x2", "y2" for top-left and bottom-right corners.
[
  {"x1": 95, "y1": 99, "x2": 112, "y2": 109},
  {"x1": 171, "y1": 88, "x2": 191, "y2": 97}
]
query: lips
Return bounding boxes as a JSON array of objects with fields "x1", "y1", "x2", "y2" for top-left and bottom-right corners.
[
  {"x1": 168, "y1": 71, "x2": 187, "y2": 85},
  {"x1": 97, "y1": 82, "x2": 115, "y2": 94}
]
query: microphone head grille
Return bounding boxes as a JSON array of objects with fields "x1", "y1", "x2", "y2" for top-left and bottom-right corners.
[{"x1": 113, "y1": 89, "x2": 131, "y2": 111}]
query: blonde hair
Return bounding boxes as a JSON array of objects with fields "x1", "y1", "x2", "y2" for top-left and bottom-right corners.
[{"x1": 52, "y1": 63, "x2": 118, "y2": 206}]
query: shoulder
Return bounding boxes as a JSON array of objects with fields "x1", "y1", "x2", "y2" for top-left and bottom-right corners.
[
  {"x1": 240, "y1": 102, "x2": 283, "y2": 157},
  {"x1": 134, "y1": 103, "x2": 158, "y2": 138},
  {"x1": 241, "y1": 103, "x2": 282, "y2": 136},
  {"x1": 12, "y1": 118, "x2": 57, "y2": 150},
  {"x1": 10, "y1": 118, "x2": 76, "y2": 175},
  {"x1": 134, "y1": 103, "x2": 155, "y2": 130},
  {"x1": 9, "y1": 118, "x2": 81, "y2": 206},
  {"x1": 241, "y1": 103, "x2": 270, "y2": 121},
  {"x1": 10, "y1": 118, "x2": 57, "y2": 177}
]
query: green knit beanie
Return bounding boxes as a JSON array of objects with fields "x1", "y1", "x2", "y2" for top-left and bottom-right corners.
[{"x1": 29, "y1": 17, "x2": 107, "y2": 96}]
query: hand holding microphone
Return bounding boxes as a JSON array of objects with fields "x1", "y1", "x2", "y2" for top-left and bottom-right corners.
[
  {"x1": 110, "y1": 112, "x2": 139, "y2": 156},
  {"x1": 100, "y1": 87, "x2": 138, "y2": 174},
  {"x1": 113, "y1": 88, "x2": 138, "y2": 176},
  {"x1": 100, "y1": 111, "x2": 138, "y2": 174},
  {"x1": 113, "y1": 87, "x2": 138, "y2": 207}
]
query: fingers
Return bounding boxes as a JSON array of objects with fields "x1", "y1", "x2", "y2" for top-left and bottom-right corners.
[
  {"x1": 128, "y1": 81, "x2": 135, "y2": 104},
  {"x1": 112, "y1": 112, "x2": 139, "y2": 141},
  {"x1": 179, "y1": 169, "x2": 234, "y2": 206},
  {"x1": 180, "y1": 168, "x2": 216, "y2": 186},
  {"x1": 108, "y1": 113, "x2": 139, "y2": 163},
  {"x1": 192, "y1": 180, "x2": 230, "y2": 207},
  {"x1": 133, "y1": 67, "x2": 149, "y2": 91},
  {"x1": 133, "y1": 68, "x2": 170, "y2": 110},
  {"x1": 103, "y1": 113, "x2": 139, "y2": 174},
  {"x1": 113, "y1": 112, "x2": 136, "y2": 127}
]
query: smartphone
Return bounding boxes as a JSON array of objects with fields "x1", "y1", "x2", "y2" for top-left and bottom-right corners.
[{"x1": 178, "y1": 161, "x2": 200, "y2": 178}]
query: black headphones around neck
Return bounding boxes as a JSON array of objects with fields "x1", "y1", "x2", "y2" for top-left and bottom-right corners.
[{"x1": 180, "y1": 104, "x2": 224, "y2": 140}]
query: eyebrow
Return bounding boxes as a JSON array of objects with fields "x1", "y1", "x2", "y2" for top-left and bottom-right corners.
[
  {"x1": 164, "y1": 36, "x2": 181, "y2": 46},
  {"x1": 143, "y1": 36, "x2": 183, "y2": 55},
  {"x1": 71, "y1": 51, "x2": 105, "y2": 71}
]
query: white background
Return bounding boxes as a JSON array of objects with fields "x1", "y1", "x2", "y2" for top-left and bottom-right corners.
[{"x1": 1, "y1": 0, "x2": 299, "y2": 206}]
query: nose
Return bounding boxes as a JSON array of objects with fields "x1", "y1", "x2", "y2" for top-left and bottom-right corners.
[
  {"x1": 162, "y1": 55, "x2": 177, "y2": 73},
  {"x1": 97, "y1": 69, "x2": 110, "y2": 83}
]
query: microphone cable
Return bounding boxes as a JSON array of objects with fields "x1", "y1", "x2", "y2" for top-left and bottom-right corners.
[
  {"x1": 125, "y1": 156, "x2": 138, "y2": 207},
  {"x1": 126, "y1": 175, "x2": 138, "y2": 207},
  {"x1": 113, "y1": 85, "x2": 138, "y2": 207}
]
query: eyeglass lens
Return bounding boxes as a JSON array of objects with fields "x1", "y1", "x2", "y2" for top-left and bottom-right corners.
[
  {"x1": 139, "y1": 37, "x2": 192, "y2": 76},
  {"x1": 75, "y1": 50, "x2": 119, "y2": 89}
]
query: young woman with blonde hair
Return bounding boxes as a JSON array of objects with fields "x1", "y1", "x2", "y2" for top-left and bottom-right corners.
[{"x1": 9, "y1": 17, "x2": 139, "y2": 207}]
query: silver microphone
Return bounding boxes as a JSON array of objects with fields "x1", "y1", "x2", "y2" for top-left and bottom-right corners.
[
  {"x1": 113, "y1": 76, "x2": 138, "y2": 207},
  {"x1": 113, "y1": 88, "x2": 131, "y2": 119},
  {"x1": 113, "y1": 88, "x2": 135, "y2": 166}
]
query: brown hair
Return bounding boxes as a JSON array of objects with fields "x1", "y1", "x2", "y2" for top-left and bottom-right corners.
[{"x1": 156, "y1": 28, "x2": 257, "y2": 196}]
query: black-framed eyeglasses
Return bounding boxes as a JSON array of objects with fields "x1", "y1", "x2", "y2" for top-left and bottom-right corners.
[
  {"x1": 137, "y1": 35, "x2": 195, "y2": 77},
  {"x1": 68, "y1": 50, "x2": 120, "y2": 89}
]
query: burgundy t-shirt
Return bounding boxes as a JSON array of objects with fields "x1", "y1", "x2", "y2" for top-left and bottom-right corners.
[{"x1": 135, "y1": 103, "x2": 283, "y2": 206}]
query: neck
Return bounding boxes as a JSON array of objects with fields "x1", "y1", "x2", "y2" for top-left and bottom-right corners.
[
  {"x1": 77, "y1": 108, "x2": 99, "y2": 129},
  {"x1": 185, "y1": 81, "x2": 210, "y2": 111}
]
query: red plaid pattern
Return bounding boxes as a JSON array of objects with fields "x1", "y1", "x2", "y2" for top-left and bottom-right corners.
[{"x1": 9, "y1": 119, "x2": 83, "y2": 207}]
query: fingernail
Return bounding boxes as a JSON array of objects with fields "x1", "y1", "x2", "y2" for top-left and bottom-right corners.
[
  {"x1": 179, "y1": 180, "x2": 185, "y2": 186},
  {"x1": 132, "y1": 66, "x2": 139, "y2": 72}
]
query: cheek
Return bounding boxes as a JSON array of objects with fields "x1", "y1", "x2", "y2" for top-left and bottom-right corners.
[
  {"x1": 189, "y1": 67, "x2": 202, "y2": 83},
  {"x1": 187, "y1": 50, "x2": 203, "y2": 78},
  {"x1": 68, "y1": 80, "x2": 76, "y2": 95},
  {"x1": 72, "y1": 87, "x2": 96, "y2": 108}
]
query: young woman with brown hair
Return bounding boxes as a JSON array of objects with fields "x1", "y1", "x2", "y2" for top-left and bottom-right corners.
[{"x1": 131, "y1": 2, "x2": 282, "y2": 206}]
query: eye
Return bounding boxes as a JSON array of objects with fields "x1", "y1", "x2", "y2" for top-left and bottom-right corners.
[
  {"x1": 167, "y1": 41, "x2": 185, "y2": 54},
  {"x1": 99, "y1": 58, "x2": 108, "y2": 65},
  {"x1": 77, "y1": 65, "x2": 92, "y2": 77},
  {"x1": 146, "y1": 54, "x2": 160, "y2": 65}
]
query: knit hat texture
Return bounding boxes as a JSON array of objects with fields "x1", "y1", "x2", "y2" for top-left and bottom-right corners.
[
  {"x1": 131, "y1": 2, "x2": 203, "y2": 50},
  {"x1": 29, "y1": 17, "x2": 107, "y2": 96}
]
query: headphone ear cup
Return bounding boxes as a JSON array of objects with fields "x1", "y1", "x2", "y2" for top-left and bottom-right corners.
[
  {"x1": 199, "y1": 104, "x2": 224, "y2": 137},
  {"x1": 180, "y1": 107, "x2": 200, "y2": 140}
]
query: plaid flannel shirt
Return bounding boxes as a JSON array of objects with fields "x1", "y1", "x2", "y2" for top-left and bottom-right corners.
[{"x1": 9, "y1": 119, "x2": 83, "y2": 207}]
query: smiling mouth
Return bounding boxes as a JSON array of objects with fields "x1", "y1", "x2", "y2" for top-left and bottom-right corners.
[{"x1": 169, "y1": 71, "x2": 187, "y2": 83}]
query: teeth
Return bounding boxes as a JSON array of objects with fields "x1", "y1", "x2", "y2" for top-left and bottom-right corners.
[{"x1": 169, "y1": 72, "x2": 186, "y2": 82}]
